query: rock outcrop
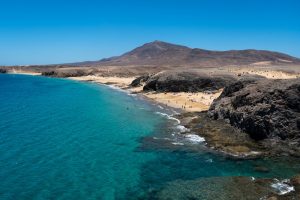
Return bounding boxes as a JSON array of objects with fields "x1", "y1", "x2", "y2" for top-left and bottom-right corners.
[
  {"x1": 0, "y1": 68, "x2": 7, "y2": 73},
  {"x1": 142, "y1": 71, "x2": 237, "y2": 92},
  {"x1": 130, "y1": 75, "x2": 150, "y2": 87},
  {"x1": 41, "y1": 69, "x2": 92, "y2": 77},
  {"x1": 208, "y1": 78, "x2": 300, "y2": 141}
]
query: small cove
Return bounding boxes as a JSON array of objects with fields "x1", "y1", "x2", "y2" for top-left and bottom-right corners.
[{"x1": 0, "y1": 74, "x2": 299, "y2": 200}]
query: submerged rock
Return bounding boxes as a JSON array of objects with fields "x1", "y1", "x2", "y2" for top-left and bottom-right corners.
[
  {"x1": 254, "y1": 166, "x2": 270, "y2": 173},
  {"x1": 144, "y1": 175, "x2": 300, "y2": 200}
]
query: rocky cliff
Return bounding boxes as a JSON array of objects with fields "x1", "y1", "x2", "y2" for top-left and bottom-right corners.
[{"x1": 208, "y1": 78, "x2": 300, "y2": 142}]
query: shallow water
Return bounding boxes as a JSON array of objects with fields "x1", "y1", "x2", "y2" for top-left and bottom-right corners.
[{"x1": 0, "y1": 74, "x2": 299, "y2": 200}]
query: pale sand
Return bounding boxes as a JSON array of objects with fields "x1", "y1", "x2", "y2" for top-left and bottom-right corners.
[
  {"x1": 230, "y1": 68, "x2": 300, "y2": 79},
  {"x1": 69, "y1": 75, "x2": 135, "y2": 89},
  {"x1": 9, "y1": 71, "x2": 41, "y2": 76},
  {"x1": 69, "y1": 75, "x2": 221, "y2": 112},
  {"x1": 144, "y1": 90, "x2": 223, "y2": 112}
]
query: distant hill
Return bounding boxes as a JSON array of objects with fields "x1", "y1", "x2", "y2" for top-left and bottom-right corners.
[{"x1": 70, "y1": 40, "x2": 300, "y2": 67}]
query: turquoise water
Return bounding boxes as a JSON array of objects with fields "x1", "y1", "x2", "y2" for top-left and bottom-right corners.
[{"x1": 0, "y1": 74, "x2": 299, "y2": 200}]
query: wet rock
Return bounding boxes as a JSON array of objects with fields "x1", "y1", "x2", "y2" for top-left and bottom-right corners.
[
  {"x1": 267, "y1": 196, "x2": 278, "y2": 200},
  {"x1": 291, "y1": 175, "x2": 300, "y2": 189},
  {"x1": 177, "y1": 112, "x2": 265, "y2": 158}
]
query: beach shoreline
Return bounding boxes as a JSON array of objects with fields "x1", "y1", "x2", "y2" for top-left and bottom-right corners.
[
  {"x1": 6, "y1": 70, "x2": 300, "y2": 159},
  {"x1": 7, "y1": 71, "x2": 42, "y2": 76},
  {"x1": 68, "y1": 75, "x2": 221, "y2": 112}
]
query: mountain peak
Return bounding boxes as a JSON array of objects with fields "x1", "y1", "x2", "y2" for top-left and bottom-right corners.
[
  {"x1": 140, "y1": 40, "x2": 190, "y2": 50},
  {"x1": 152, "y1": 40, "x2": 164, "y2": 43},
  {"x1": 72, "y1": 41, "x2": 300, "y2": 67}
]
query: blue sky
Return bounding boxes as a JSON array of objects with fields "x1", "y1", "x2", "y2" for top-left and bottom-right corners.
[{"x1": 0, "y1": 0, "x2": 299, "y2": 65}]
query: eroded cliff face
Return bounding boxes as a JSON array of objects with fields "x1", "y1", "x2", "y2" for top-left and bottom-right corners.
[{"x1": 208, "y1": 78, "x2": 300, "y2": 142}]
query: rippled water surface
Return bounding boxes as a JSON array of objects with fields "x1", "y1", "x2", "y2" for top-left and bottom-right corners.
[{"x1": 0, "y1": 74, "x2": 299, "y2": 200}]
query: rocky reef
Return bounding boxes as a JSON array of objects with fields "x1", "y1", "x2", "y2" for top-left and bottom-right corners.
[
  {"x1": 177, "y1": 112, "x2": 266, "y2": 158},
  {"x1": 144, "y1": 175, "x2": 300, "y2": 200},
  {"x1": 207, "y1": 78, "x2": 300, "y2": 156}
]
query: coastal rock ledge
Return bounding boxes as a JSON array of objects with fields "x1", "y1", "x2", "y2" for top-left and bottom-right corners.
[{"x1": 208, "y1": 78, "x2": 300, "y2": 151}]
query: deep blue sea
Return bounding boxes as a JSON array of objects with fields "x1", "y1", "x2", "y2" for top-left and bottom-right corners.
[{"x1": 0, "y1": 74, "x2": 299, "y2": 200}]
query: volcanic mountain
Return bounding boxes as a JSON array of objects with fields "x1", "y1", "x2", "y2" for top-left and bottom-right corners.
[{"x1": 72, "y1": 40, "x2": 300, "y2": 67}]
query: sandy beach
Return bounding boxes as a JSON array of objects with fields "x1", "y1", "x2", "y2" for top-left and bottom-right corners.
[
  {"x1": 144, "y1": 90, "x2": 223, "y2": 112},
  {"x1": 69, "y1": 75, "x2": 135, "y2": 89},
  {"x1": 69, "y1": 75, "x2": 222, "y2": 112},
  {"x1": 9, "y1": 70, "x2": 41, "y2": 76},
  {"x1": 7, "y1": 67, "x2": 300, "y2": 113}
]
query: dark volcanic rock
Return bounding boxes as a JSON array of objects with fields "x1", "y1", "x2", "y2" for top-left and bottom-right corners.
[
  {"x1": 42, "y1": 71, "x2": 57, "y2": 76},
  {"x1": 130, "y1": 75, "x2": 150, "y2": 87},
  {"x1": 0, "y1": 68, "x2": 7, "y2": 73},
  {"x1": 42, "y1": 69, "x2": 90, "y2": 77},
  {"x1": 208, "y1": 78, "x2": 300, "y2": 142},
  {"x1": 143, "y1": 71, "x2": 237, "y2": 92}
]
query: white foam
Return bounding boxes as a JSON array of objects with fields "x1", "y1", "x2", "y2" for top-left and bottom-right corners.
[
  {"x1": 155, "y1": 112, "x2": 180, "y2": 124},
  {"x1": 176, "y1": 125, "x2": 190, "y2": 133},
  {"x1": 172, "y1": 142, "x2": 184, "y2": 146},
  {"x1": 157, "y1": 105, "x2": 164, "y2": 109},
  {"x1": 271, "y1": 179, "x2": 294, "y2": 195},
  {"x1": 172, "y1": 110, "x2": 180, "y2": 115},
  {"x1": 127, "y1": 93, "x2": 137, "y2": 97},
  {"x1": 184, "y1": 134, "x2": 205, "y2": 143},
  {"x1": 153, "y1": 137, "x2": 171, "y2": 141},
  {"x1": 107, "y1": 85, "x2": 123, "y2": 91}
]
